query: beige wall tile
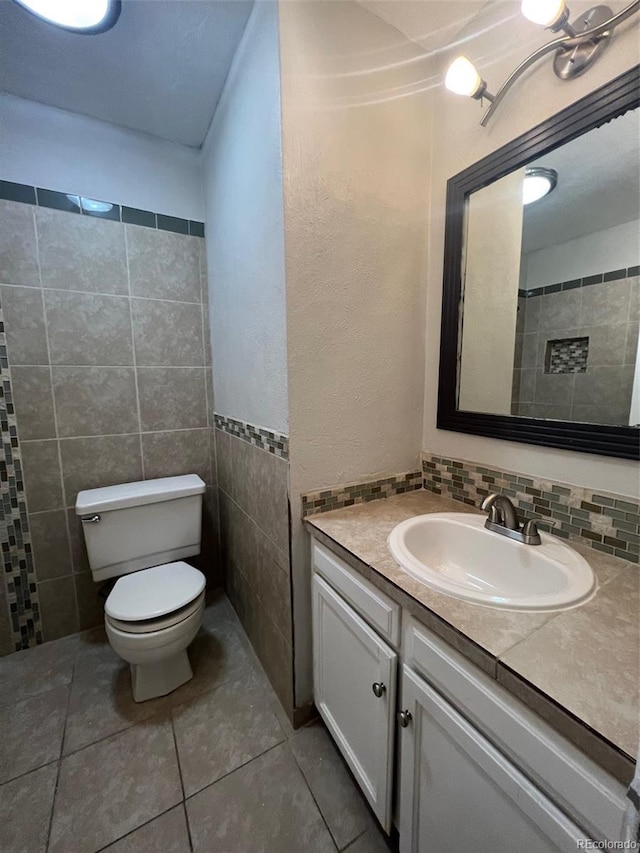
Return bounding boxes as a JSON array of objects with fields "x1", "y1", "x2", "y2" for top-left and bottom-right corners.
[
  {"x1": 0, "y1": 200, "x2": 39, "y2": 287},
  {"x1": 29, "y1": 510, "x2": 72, "y2": 581},
  {"x1": 37, "y1": 208, "x2": 128, "y2": 295},
  {"x1": 60, "y1": 434, "x2": 143, "y2": 503},
  {"x1": 74, "y1": 573, "x2": 104, "y2": 631},
  {"x1": 137, "y1": 367, "x2": 207, "y2": 431},
  {"x1": 37, "y1": 576, "x2": 78, "y2": 642},
  {"x1": 45, "y1": 290, "x2": 134, "y2": 366},
  {"x1": 0, "y1": 285, "x2": 48, "y2": 365},
  {"x1": 11, "y1": 365, "x2": 56, "y2": 440},
  {"x1": 132, "y1": 299, "x2": 204, "y2": 367},
  {"x1": 52, "y1": 366, "x2": 139, "y2": 437},
  {"x1": 126, "y1": 225, "x2": 200, "y2": 303},
  {"x1": 21, "y1": 440, "x2": 63, "y2": 512},
  {"x1": 141, "y1": 429, "x2": 210, "y2": 484}
]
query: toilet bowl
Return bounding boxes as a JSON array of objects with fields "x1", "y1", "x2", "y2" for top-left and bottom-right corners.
[
  {"x1": 104, "y1": 561, "x2": 206, "y2": 702},
  {"x1": 76, "y1": 474, "x2": 207, "y2": 703}
]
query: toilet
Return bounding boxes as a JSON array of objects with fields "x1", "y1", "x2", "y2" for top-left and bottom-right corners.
[{"x1": 76, "y1": 474, "x2": 207, "y2": 702}]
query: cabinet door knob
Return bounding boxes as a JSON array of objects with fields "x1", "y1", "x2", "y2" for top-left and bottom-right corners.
[
  {"x1": 398, "y1": 710, "x2": 412, "y2": 728},
  {"x1": 372, "y1": 682, "x2": 386, "y2": 698}
]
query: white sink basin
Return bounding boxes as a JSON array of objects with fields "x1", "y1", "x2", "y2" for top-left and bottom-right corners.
[{"x1": 387, "y1": 513, "x2": 596, "y2": 611}]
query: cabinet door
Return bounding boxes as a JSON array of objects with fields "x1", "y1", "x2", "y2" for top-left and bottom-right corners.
[
  {"x1": 398, "y1": 666, "x2": 590, "y2": 853},
  {"x1": 312, "y1": 573, "x2": 397, "y2": 831}
]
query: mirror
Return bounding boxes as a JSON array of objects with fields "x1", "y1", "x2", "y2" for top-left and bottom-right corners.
[
  {"x1": 438, "y1": 65, "x2": 639, "y2": 459},
  {"x1": 459, "y1": 108, "x2": 639, "y2": 426}
]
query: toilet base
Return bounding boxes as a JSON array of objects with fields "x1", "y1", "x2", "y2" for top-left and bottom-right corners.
[{"x1": 130, "y1": 650, "x2": 193, "y2": 702}]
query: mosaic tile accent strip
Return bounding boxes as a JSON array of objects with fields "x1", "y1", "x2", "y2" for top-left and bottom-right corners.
[
  {"x1": 546, "y1": 337, "x2": 589, "y2": 374},
  {"x1": 214, "y1": 413, "x2": 289, "y2": 460},
  {"x1": 0, "y1": 179, "x2": 205, "y2": 237},
  {"x1": 520, "y1": 266, "x2": 638, "y2": 299},
  {"x1": 0, "y1": 295, "x2": 42, "y2": 651},
  {"x1": 422, "y1": 452, "x2": 640, "y2": 564},
  {"x1": 302, "y1": 471, "x2": 422, "y2": 517}
]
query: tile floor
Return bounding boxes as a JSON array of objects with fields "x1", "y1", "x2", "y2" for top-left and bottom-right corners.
[{"x1": 0, "y1": 592, "x2": 394, "y2": 853}]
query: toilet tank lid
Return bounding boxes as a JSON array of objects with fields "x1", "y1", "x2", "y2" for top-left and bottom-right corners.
[{"x1": 75, "y1": 474, "x2": 206, "y2": 515}]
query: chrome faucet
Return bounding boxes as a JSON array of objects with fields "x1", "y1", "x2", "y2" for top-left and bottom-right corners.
[{"x1": 481, "y1": 493, "x2": 542, "y2": 545}]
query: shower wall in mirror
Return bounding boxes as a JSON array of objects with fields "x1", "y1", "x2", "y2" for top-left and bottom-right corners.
[{"x1": 458, "y1": 107, "x2": 640, "y2": 428}]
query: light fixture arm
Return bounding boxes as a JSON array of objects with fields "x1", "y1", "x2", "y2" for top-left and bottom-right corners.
[{"x1": 480, "y1": 0, "x2": 640, "y2": 126}]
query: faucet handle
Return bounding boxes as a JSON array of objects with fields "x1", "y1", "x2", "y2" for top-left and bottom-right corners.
[
  {"x1": 523, "y1": 517, "x2": 556, "y2": 533},
  {"x1": 521, "y1": 517, "x2": 556, "y2": 545},
  {"x1": 487, "y1": 505, "x2": 501, "y2": 524}
]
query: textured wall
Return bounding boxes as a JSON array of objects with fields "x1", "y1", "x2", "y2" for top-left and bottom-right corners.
[
  {"x1": 202, "y1": 1, "x2": 288, "y2": 435},
  {"x1": 1, "y1": 94, "x2": 204, "y2": 221},
  {"x1": 0, "y1": 198, "x2": 218, "y2": 652},
  {"x1": 279, "y1": 0, "x2": 433, "y2": 706},
  {"x1": 421, "y1": 1, "x2": 640, "y2": 497}
]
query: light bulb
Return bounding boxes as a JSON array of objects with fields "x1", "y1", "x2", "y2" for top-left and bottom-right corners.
[
  {"x1": 521, "y1": 0, "x2": 567, "y2": 28},
  {"x1": 445, "y1": 56, "x2": 483, "y2": 98}
]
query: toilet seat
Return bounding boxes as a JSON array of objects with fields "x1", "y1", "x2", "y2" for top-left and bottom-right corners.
[
  {"x1": 105, "y1": 590, "x2": 205, "y2": 634},
  {"x1": 105, "y1": 561, "x2": 206, "y2": 623}
]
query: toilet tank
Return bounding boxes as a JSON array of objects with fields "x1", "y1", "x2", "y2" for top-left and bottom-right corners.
[{"x1": 75, "y1": 475, "x2": 206, "y2": 582}]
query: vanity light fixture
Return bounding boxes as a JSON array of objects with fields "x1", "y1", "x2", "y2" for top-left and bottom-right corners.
[
  {"x1": 444, "y1": 0, "x2": 640, "y2": 125},
  {"x1": 523, "y1": 167, "x2": 558, "y2": 205},
  {"x1": 13, "y1": 0, "x2": 121, "y2": 33}
]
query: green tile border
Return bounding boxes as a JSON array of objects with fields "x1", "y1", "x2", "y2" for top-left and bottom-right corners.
[
  {"x1": 302, "y1": 471, "x2": 422, "y2": 516},
  {"x1": 214, "y1": 413, "x2": 288, "y2": 460},
  {"x1": 423, "y1": 452, "x2": 639, "y2": 564}
]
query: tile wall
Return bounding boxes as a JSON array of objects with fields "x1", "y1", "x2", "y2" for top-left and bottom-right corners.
[
  {"x1": 215, "y1": 419, "x2": 293, "y2": 715},
  {"x1": 0, "y1": 196, "x2": 218, "y2": 653},
  {"x1": 423, "y1": 452, "x2": 640, "y2": 564},
  {"x1": 512, "y1": 274, "x2": 639, "y2": 423},
  {"x1": 301, "y1": 471, "x2": 422, "y2": 516}
]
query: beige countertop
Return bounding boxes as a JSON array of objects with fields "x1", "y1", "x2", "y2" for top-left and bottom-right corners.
[{"x1": 304, "y1": 490, "x2": 639, "y2": 784}]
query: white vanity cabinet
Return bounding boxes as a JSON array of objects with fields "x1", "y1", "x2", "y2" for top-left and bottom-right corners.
[
  {"x1": 310, "y1": 536, "x2": 629, "y2": 852},
  {"x1": 398, "y1": 664, "x2": 588, "y2": 853},
  {"x1": 312, "y1": 572, "x2": 397, "y2": 831}
]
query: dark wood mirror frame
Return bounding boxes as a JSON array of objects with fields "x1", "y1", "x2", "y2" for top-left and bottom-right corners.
[{"x1": 437, "y1": 65, "x2": 640, "y2": 461}]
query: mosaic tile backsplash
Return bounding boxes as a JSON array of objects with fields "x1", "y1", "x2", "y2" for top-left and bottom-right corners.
[
  {"x1": 214, "y1": 413, "x2": 289, "y2": 460},
  {"x1": 0, "y1": 295, "x2": 42, "y2": 653},
  {"x1": 423, "y1": 452, "x2": 640, "y2": 564},
  {"x1": 547, "y1": 337, "x2": 589, "y2": 375},
  {"x1": 302, "y1": 471, "x2": 422, "y2": 516}
]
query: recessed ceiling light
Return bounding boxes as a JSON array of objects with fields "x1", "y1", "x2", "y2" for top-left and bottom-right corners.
[
  {"x1": 13, "y1": 0, "x2": 121, "y2": 33},
  {"x1": 523, "y1": 167, "x2": 558, "y2": 205}
]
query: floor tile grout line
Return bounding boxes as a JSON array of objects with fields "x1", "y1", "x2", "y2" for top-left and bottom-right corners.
[
  {"x1": 285, "y1": 737, "x2": 346, "y2": 852},
  {"x1": 341, "y1": 827, "x2": 374, "y2": 852},
  {"x1": 169, "y1": 712, "x2": 187, "y2": 802},
  {"x1": 54, "y1": 628, "x2": 264, "y2": 761},
  {"x1": 91, "y1": 802, "x2": 185, "y2": 853},
  {"x1": 44, "y1": 679, "x2": 74, "y2": 853},
  {"x1": 0, "y1": 755, "x2": 60, "y2": 789},
  {"x1": 182, "y1": 799, "x2": 195, "y2": 853},
  {"x1": 182, "y1": 738, "x2": 286, "y2": 805}
]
